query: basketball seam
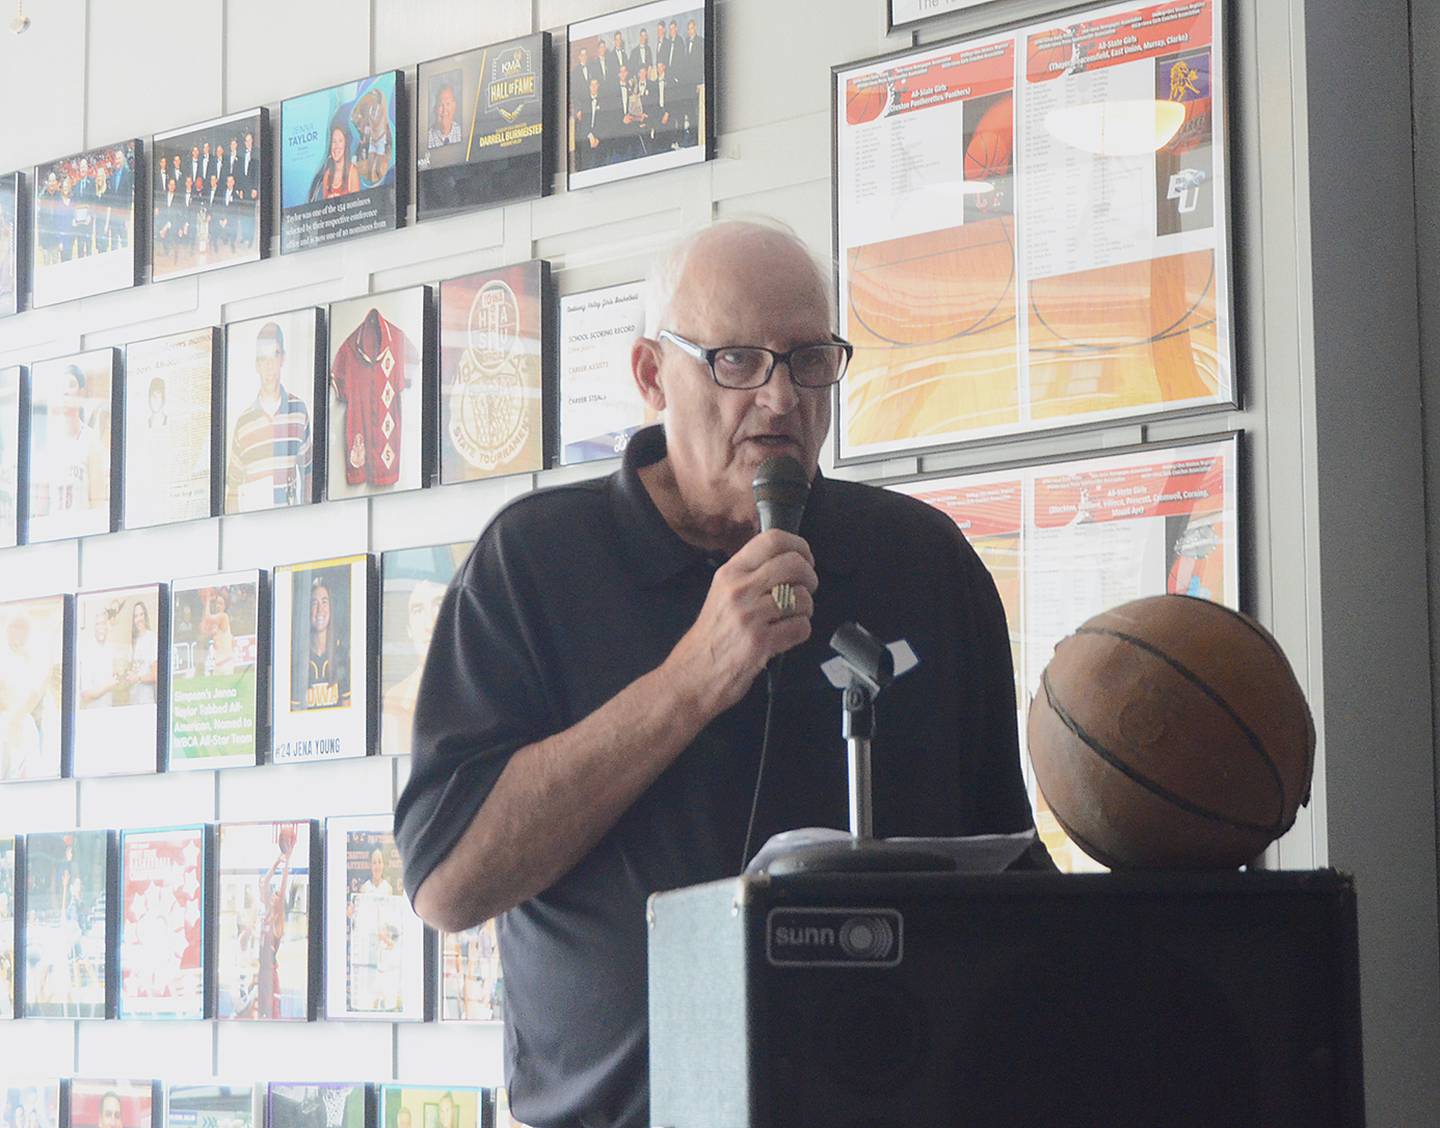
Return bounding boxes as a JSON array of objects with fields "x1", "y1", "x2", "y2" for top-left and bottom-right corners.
[
  {"x1": 1039, "y1": 666, "x2": 1283, "y2": 834},
  {"x1": 1028, "y1": 256, "x2": 1216, "y2": 355}
]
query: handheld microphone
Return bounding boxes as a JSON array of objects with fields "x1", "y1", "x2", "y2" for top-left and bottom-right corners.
[{"x1": 752, "y1": 455, "x2": 810, "y2": 534}]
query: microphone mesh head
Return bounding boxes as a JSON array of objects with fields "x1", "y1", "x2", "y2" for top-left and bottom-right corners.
[{"x1": 753, "y1": 455, "x2": 809, "y2": 508}]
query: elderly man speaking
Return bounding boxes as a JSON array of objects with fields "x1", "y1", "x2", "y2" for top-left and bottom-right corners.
[{"x1": 396, "y1": 220, "x2": 1041, "y2": 1128}]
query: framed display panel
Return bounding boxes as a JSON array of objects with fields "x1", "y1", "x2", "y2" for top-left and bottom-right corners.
[
  {"x1": 0, "y1": 835, "x2": 16, "y2": 1018},
  {"x1": 122, "y1": 327, "x2": 223, "y2": 529},
  {"x1": 416, "y1": 33, "x2": 552, "y2": 220},
  {"x1": 833, "y1": 0, "x2": 1232, "y2": 462},
  {"x1": 888, "y1": 0, "x2": 995, "y2": 30},
  {"x1": 117, "y1": 825, "x2": 211, "y2": 1020},
  {"x1": 271, "y1": 554, "x2": 376, "y2": 764},
  {"x1": 0, "y1": 170, "x2": 26, "y2": 319},
  {"x1": 70, "y1": 583, "x2": 167, "y2": 778},
  {"x1": 150, "y1": 108, "x2": 269, "y2": 282},
  {"x1": 166, "y1": 1085, "x2": 258, "y2": 1128},
  {"x1": 280, "y1": 71, "x2": 407, "y2": 254},
  {"x1": 380, "y1": 1086, "x2": 493, "y2": 1128},
  {"x1": 24, "y1": 349, "x2": 120, "y2": 543},
  {"x1": 439, "y1": 919, "x2": 502, "y2": 1023},
  {"x1": 0, "y1": 365, "x2": 25, "y2": 548},
  {"x1": 325, "y1": 287, "x2": 435, "y2": 500},
  {"x1": 566, "y1": 0, "x2": 713, "y2": 191},
  {"x1": 167, "y1": 570, "x2": 267, "y2": 771},
  {"x1": 557, "y1": 281, "x2": 650, "y2": 465},
  {"x1": 215, "y1": 820, "x2": 318, "y2": 1021},
  {"x1": 267, "y1": 1084, "x2": 372, "y2": 1128},
  {"x1": 67, "y1": 1081, "x2": 157, "y2": 1128},
  {"x1": 2, "y1": 1083, "x2": 59, "y2": 1128},
  {"x1": 30, "y1": 140, "x2": 142, "y2": 308},
  {"x1": 323, "y1": 814, "x2": 430, "y2": 1022},
  {"x1": 379, "y1": 542, "x2": 469, "y2": 757},
  {"x1": 438, "y1": 260, "x2": 553, "y2": 484},
  {"x1": 23, "y1": 829, "x2": 115, "y2": 1018},
  {"x1": 0, "y1": 593, "x2": 71, "y2": 784},
  {"x1": 890, "y1": 431, "x2": 1240, "y2": 872},
  {"x1": 222, "y1": 308, "x2": 327, "y2": 514}
]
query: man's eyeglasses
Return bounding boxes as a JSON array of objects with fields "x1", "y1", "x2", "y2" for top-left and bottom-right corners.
[{"x1": 658, "y1": 329, "x2": 853, "y2": 389}]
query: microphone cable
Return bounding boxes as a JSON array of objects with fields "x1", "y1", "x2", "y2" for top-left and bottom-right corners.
[{"x1": 738, "y1": 657, "x2": 782, "y2": 872}]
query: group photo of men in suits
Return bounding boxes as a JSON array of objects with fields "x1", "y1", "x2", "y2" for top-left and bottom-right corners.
[
  {"x1": 33, "y1": 146, "x2": 134, "y2": 267},
  {"x1": 152, "y1": 116, "x2": 263, "y2": 279},
  {"x1": 568, "y1": 6, "x2": 706, "y2": 176}
]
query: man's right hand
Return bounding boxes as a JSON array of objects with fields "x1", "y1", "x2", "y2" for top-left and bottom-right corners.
[{"x1": 662, "y1": 529, "x2": 817, "y2": 717}]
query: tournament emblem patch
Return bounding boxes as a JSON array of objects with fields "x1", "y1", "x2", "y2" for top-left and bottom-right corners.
[{"x1": 451, "y1": 279, "x2": 529, "y2": 472}]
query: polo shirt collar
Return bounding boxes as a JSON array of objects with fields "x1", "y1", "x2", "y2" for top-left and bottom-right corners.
[{"x1": 608, "y1": 424, "x2": 858, "y2": 587}]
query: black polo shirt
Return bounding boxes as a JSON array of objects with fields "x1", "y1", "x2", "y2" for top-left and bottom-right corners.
[{"x1": 395, "y1": 425, "x2": 1035, "y2": 1128}]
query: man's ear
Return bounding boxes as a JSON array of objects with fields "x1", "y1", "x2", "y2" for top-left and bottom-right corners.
[{"x1": 632, "y1": 336, "x2": 667, "y2": 412}]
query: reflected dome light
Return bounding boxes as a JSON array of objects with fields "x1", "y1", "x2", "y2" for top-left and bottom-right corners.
[{"x1": 1043, "y1": 99, "x2": 1185, "y2": 156}]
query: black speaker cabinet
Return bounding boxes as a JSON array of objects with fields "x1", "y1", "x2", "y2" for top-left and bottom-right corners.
[{"x1": 648, "y1": 869, "x2": 1364, "y2": 1128}]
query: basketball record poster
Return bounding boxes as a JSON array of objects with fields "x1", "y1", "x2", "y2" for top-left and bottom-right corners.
[
  {"x1": 117, "y1": 825, "x2": 209, "y2": 1019},
  {"x1": 439, "y1": 261, "x2": 550, "y2": 484},
  {"x1": 892, "y1": 433, "x2": 1238, "y2": 871},
  {"x1": 271, "y1": 555, "x2": 374, "y2": 764},
  {"x1": 558, "y1": 281, "x2": 650, "y2": 465},
  {"x1": 834, "y1": 0, "x2": 1230, "y2": 461}
]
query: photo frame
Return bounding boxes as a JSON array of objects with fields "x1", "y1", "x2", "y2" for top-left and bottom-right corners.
[
  {"x1": 121, "y1": 327, "x2": 223, "y2": 529},
  {"x1": 70, "y1": 583, "x2": 167, "y2": 778},
  {"x1": 557, "y1": 280, "x2": 649, "y2": 465},
  {"x1": 0, "y1": 834, "x2": 17, "y2": 1018},
  {"x1": 2, "y1": 1082, "x2": 59, "y2": 1128},
  {"x1": 0, "y1": 364, "x2": 25, "y2": 549},
  {"x1": 379, "y1": 1087, "x2": 493, "y2": 1128},
  {"x1": 566, "y1": 0, "x2": 713, "y2": 191},
  {"x1": 167, "y1": 570, "x2": 267, "y2": 771},
  {"x1": 416, "y1": 33, "x2": 552, "y2": 220},
  {"x1": 887, "y1": 0, "x2": 996, "y2": 31},
  {"x1": 165, "y1": 1085, "x2": 258, "y2": 1128},
  {"x1": 833, "y1": 0, "x2": 1233, "y2": 462},
  {"x1": 323, "y1": 814, "x2": 430, "y2": 1022},
  {"x1": 117, "y1": 825, "x2": 211, "y2": 1020},
  {"x1": 280, "y1": 71, "x2": 407, "y2": 254},
  {"x1": 30, "y1": 140, "x2": 142, "y2": 307},
  {"x1": 0, "y1": 170, "x2": 26, "y2": 319},
  {"x1": 325, "y1": 287, "x2": 435, "y2": 500},
  {"x1": 150, "y1": 109, "x2": 269, "y2": 282},
  {"x1": 23, "y1": 829, "x2": 115, "y2": 1019},
  {"x1": 266, "y1": 1084, "x2": 372, "y2": 1128},
  {"x1": 0, "y1": 593, "x2": 71, "y2": 784},
  {"x1": 66, "y1": 1081, "x2": 156, "y2": 1128},
  {"x1": 439, "y1": 919, "x2": 502, "y2": 1023},
  {"x1": 24, "y1": 348, "x2": 120, "y2": 543},
  {"x1": 215, "y1": 819, "x2": 318, "y2": 1021},
  {"x1": 271, "y1": 554, "x2": 376, "y2": 764},
  {"x1": 221, "y1": 307, "x2": 327, "y2": 514},
  {"x1": 438, "y1": 260, "x2": 553, "y2": 484}
]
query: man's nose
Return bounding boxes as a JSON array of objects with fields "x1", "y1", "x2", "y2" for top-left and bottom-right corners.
[{"x1": 755, "y1": 360, "x2": 801, "y2": 414}]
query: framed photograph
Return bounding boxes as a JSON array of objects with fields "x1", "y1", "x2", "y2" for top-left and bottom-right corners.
[
  {"x1": 416, "y1": 33, "x2": 552, "y2": 220},
  {"x1": 888, "y1": 0, "x2": 995, "y2": 30},
  {"x1": 23, "y1": 829, "x2": 114, "y2": 1018},
  {"x1": 267, "y1": 1085, "x2": 370, "y2": 1128},
  {"x1": 24, "y1": 349, "x2": 119, "y2": 543},
  {"x1": 150, "y1": 109, "x2": 268, "y2": 282},
  {"x1": 438, "y1": 261, "x2": 553, "y2": 484},
  {"x1": 2, "y1": 1083, "x2": 59, "y2": 1128},
  {"x1": 324, "y1": 814, "x2": 428, "y2": 1022},
  {"x1": 215, "y1": 820, "x2": 317, "y2": 1021},
  {"x1": 0, "y1": 594, "x2": 71, "y2": 784},
  {"x1": 0, "y1": 170, "x2": 26, "y2": 319},
  {"x1": 0, "y1": 835, "x2": 16, "y2": 1018},
  {"x1": 71, "y1": 584, "x2": 166, "y2": 778},
  {"x1": 557, "y1": 281, "x2": 650, "y2": 464},
  {"x1": 379, "y1": 1087, "x2": 493, "y2": 1128},
  {"x1": 167, "y1": 571, "x2": 266, "y2": 771},
  {"x1": 566, "y1": 0, "x2": 712, "y2": 191},
  {"x1": 271, "y1": 555, "x2": 376, "y2": 764},
  {"x1": 379, "y1": 542, "x2": 469, "y2": 757},
  {"x1": 30, "y1": 140, "x2": 141, "y2": 308},
  {"x1": 222, "y1": 308, "x2": 326, "y2": 514},
  {"x1": 891, "y1": 432, "x2": 1240, "y2": 872},
  {"x1": 0, "y1": 365, "x2": 24, "y2": 548},
  {"x1": 280, "y1": 71, "x2": 406, "y2": 254},
  {"x1": 67, "y1": 1082, "x2": 156, "y2": 1128},
  {"x1": 117, "y1": 825, "x2": 210, "y2": 1020},
  {"x1": 833, "y1": 0, "x2": 1231, "y2": 462},
  {"x1": 326, "y1": 287, "x2": 435, "y2": 500},
  {"x1": 122, "y1": 328, "x2": 222, "y2": 529},
  {"x1": 166, "y1": 1085, "x2": 257, "y2": 1128},
  {"x1": 439, "y1": 919, "x2": 501, "y2": 1023}
]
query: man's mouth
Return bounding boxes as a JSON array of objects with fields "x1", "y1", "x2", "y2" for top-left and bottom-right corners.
[{"x1": 744, "y1": 434, "x2": 798, "y2": 448}]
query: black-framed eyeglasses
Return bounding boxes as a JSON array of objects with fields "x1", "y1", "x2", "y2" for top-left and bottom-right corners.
[{"x1": 658, "y1": 329, "x2": 853, "y2": 389}]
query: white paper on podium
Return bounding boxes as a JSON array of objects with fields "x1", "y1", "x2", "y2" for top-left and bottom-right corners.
[{"x1": 744, "y1": 827, "x2": 1037, "y2": 876}]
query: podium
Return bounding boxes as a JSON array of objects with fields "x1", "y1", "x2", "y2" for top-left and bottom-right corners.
[{"x1": 648, "y1": 868, "x2": 1364, "y2": 1128}]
